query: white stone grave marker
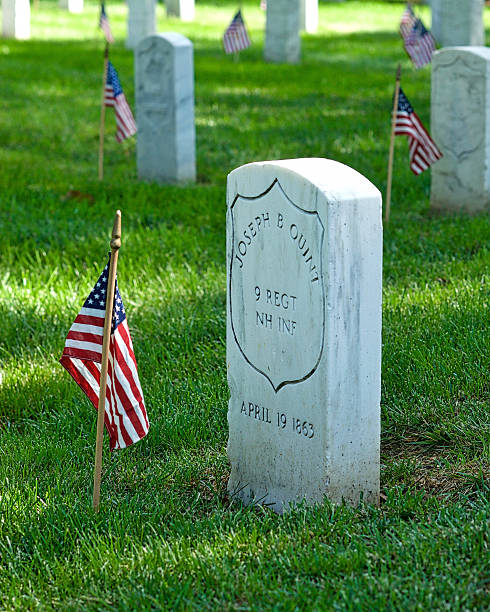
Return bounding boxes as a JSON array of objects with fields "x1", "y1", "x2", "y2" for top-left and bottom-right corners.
[
  {"x1": 135, "y1": 33, "x2": 196, "y2": 184},
  {"x1": 431, "y1": 47, "x2": 490, "y2": 214},
  {"x1": 430, "y1": 0, "x2": 442, "y2": 43},
  {"x1": 300, "y1": 0, "x2": 318, "y2": 34},
  {"x1": 2, "y1": 0, "x2": 30, "y2": 39},
  {"x1": 126, "y1": 0, "x2": 156, "y2": 50},
  {"x1": 435, "y1": 0, "x2": 484, "y2": 47},
  {"x1": 264, "y1": 0, "x2": 300, "y2": 63},
  {"x1": 166, "y1": 0, "x2": 195, "y2": 22},
  {"x1": 59, "y1": 0, "x2": 83, "y2": 14},
  {"x1": 227, "y1": 159, "x2": 382, "y2": 513}
]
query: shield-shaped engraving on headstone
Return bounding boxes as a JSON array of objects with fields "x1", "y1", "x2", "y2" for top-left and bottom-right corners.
[{"x1": 229, "y1": 179, "x2": 325, "y2": 392}]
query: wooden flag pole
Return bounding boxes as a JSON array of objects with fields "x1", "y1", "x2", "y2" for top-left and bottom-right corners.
[
  {"x1": 93, "y1": 210, "x2": 122, "y2": 513},
  {"x1": 385, "y1": 64, "x2": 402, "y2": 225},
  {"x1": 98, "y1": 43, "x2": 110, "y2": 181}
]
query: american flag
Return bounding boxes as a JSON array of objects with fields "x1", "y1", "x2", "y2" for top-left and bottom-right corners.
[
  {"x1": 404, "y1": 18, "x2": 436, "y2": 68},
  {"x1": 395, "y1": 88, "x2": 442, "y2": 175},
  {"x1": 104, "y1": 61, "x2": 137, "y2": 143},
  {"x1": 399, "y1": 4, "x2": 416, "y2": 41},
  {"x1": 99, "y1": 2, "x2": 114, "y2": 44},
  {"x1": 223, "y1": 10, "x2": 251, "y2": 54},
  {"x1": 60, "y1": 257, "x2": 149, "y2": 451}
]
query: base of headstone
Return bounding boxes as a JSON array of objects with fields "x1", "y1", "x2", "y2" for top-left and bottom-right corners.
[
  {"x1": 2, "y1": 0, "x2": 30, "y2": 39},
  {"x1": 431, "y1": 47, "x2": 490, "y2": 214},
  {"x1": 227, "y1": 158, "x2": 382, "y2": 513}
]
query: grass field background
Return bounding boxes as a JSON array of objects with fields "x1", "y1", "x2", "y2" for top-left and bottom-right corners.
[{"x1": 0, "y1": 1, "x2": 488, "y2": 609}]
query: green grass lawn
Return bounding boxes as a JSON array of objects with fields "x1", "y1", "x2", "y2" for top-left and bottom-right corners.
[{"x1": 0, "y1": 1, "x2": 488, "y2": 609}]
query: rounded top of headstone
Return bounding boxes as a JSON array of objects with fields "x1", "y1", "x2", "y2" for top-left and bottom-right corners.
[
  {"x1": 433, "y1": 46, "x2": 490, "y2": 63},
  {"x1": 136, "y1": 32, "x2": 193, "y2": 53},
  {"x1": 227, "y1": 158, "x2": 380, "y2": 211}
]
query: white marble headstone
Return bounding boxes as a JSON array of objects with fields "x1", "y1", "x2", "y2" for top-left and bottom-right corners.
[
  {"x1": 434, "y1": 0, "x2": 484, "y2": 47},
  {"x1": 59, "y1": 0, "x2": 83, "y2": 13},
  {"x1": 126, "y1": 0, "x2": 156, "y2": 50},
  {"x1": 300, "y1": 0, "x2": 318, "y2": 34},
  {"x1": 430, "y1": 0, "x2": 442, "y2": 43},
  {"x1": 135, "y1": 33, "x2": 196, "y2": 184},
  {"x1": 227, "y1": 159, "x2": 382, "y2": 513},
  {"x1": 2, "y1": 0, "x2": 30, "y2": 39},
  {"x1": 264, "y1": 0, "x2": 301, "y2": 64},
  {"x1": 166, "y1": 0, "x2": 195, "y2": 22},
  {"x1": 431, "y1": 47, "x2": 490, "y2": 214}
]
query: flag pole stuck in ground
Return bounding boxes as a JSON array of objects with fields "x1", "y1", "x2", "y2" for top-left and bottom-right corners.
[
  {"x1": 385, "y1": 64, "x2": 401, "y2": 224},
  {"x1": 92, "y1": 210, "x2": 121, "y2": 512},
  {"x1": 98, "y1": 43, "x2": 109, "y2": 181},
  {"x1": 59, "y1": 211, "x2": 149, "y2": 512}
]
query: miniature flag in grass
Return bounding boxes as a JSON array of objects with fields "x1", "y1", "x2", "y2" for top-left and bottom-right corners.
[
  {"x1": 399, "y1": 3, "x2": 416, "y2": 41},
  {"x1": 395, "y1": 88, "x2": 442, "y2": 175},
  {"x1": 99, "y1": 2, "x2": 114, "y2": 44},
  {"x1": 223, "y1": 10, "x2": 251, "y2": 54},
  {"x1": 60, "y1": 257, "x2": 149, "y2": 450},
  {"x1": 104, "y1": 61, "x2": 137, "y2": 142},
  {"x1": 404, "y1": 18, "x2": 436, "y2": 68}
]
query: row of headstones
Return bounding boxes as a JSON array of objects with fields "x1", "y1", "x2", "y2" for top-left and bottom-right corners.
[
  {"x1": 126, "y1": 0, "x2": 488, "y2": 62},
  {"x1": 135, "y1": 29, "x2": 489, "y2": 217},
  {"x1": 1, "y1": 0, "x2": 318, "y2": 43},
  {"x1": 2, "y1": 1, "x2": 486, "y2": 58},
  {"x1": 126, "y1": 0, "x2": 318, "y2": 53},
  {"x1": 1, "y1": 0, "x2": 82, "y2": 39}
]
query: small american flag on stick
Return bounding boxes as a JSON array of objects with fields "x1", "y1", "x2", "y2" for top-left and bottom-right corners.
[
  {"x1": 104, "y1": 61, "x2": 137, "y2": 143},
  {"x1": 223, "y1": 10, "x2": 251, "y2": 54},
  {"x1": 60, "y1": 255, "x2": 149, "y2": 451},
  {"x1": 404, "y1": 18, "x2": 436, "y2": 68},
  {"x1": 99, "y1": 2, "x2": 114, "y2": 44},
  {"x1": 399, "y1": 3, "x2": 416, "y2": 41},
  {"x1": 395, "y1": 88, "x2": 442, "y2": 175}
]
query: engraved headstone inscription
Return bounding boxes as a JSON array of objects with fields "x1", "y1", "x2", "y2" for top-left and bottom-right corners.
[
  {"x1": 166, "y1": 0, "x2": 195, "y2": 22},
  {"x1": 264, "y1": 0, "x2": 300, "y2": 64},
  {"x1": 2, "y1": 0, "x2": 30, "y2": 39},
  {"x1": 431, "y1": 47, "x2": 490, "y2": 214},
  {"x1": 227, "y1": 159, "x2": 382, "y2": 513},
  {"x1": 135, "y1": 33, "x2": 196, "y2": 184},
  {"x1": 126, "y1": 0, "x2": 156, "y2": 50}
]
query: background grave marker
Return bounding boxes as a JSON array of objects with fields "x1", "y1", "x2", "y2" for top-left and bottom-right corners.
[
  {"x1": 59, "y1": 0, "x2": 83, "y2": 13},
  {"x1": 135, "y1": 33, "x2": 196, "y2": 184},
  {"x1": 2, "y1": 0, "x2": 30, "y2": 39},
  {"x1": 166, "y1": 0, "x2": 195, "y2": 22},
  {"x1": 126, "y1": 0, "x2": 156, "y2": 50},
  {"x1": 431, "y1": 47, "x2": 490, "y2": 214},
  {"x1": 300, "y1": 0, "x2": 318, "y2": 34},
  {"x1": 264, "y1": 0, "x2": 301, "y2": 63},
  {"x1": 434, "y1": 0, "x2": 484, "y2": 47}
]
